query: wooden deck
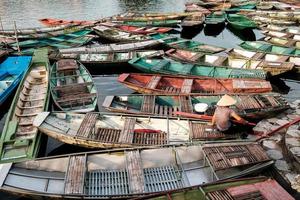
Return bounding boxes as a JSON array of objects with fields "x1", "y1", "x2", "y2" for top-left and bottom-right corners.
[
  {"x1": 141, "y1": 95, "x2": 155, "y2": 113},
  {"x1": 118, "y1": 118, "x2": 136, "y2": 144},
  {"x1": 146, "y1": 76, "x2": 161, "y2": 89},
  {"x1": 180, "y1": 79, "x2": 193, "y2": 93},
  {"x1": 125, "y1": 151, "x2": 145, "y2": 193},
  {"x1": 77, "y1": 113, "x2": 98, "y2": 138},
  {"x1": 64, "y1": 155, "x2": 86, "y2": 194}
]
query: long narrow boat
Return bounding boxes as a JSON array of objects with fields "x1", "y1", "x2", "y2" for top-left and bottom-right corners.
[
  {"x1": 147, "y1": 177, "x2": 294, "y2": 200},
  {"x1": 149, "y1": 33, "x2": 225, "y2": 53},
  {"x1": 263, "y1": 36, "x2": 300, "y2": 49},
  {"x1": 93, "y1": 25, "x2": 151, "y2": 42},
  {"x1": 165, "y1": 49, "x2": 294, "y2": 76},
  {"x1": 260, "y1": 24, "x2": 300, "y2": 34},
  {"x1": 242, "y1": 10, "x2": 300, "y2": 21},
  {"x1": 9, "y1": 29, "x2": 96, "y2": 54},
  {"x1": 0, "y1": 56, "x2": 32, "y2": 105},
  {"x1": 181, "y1": 13, "x2": 205, "y2": 28},
  {"x1": 0, "y1": 141, "x2": 272, "y2": 199},
  {"x1": 251, "y1": 16, "x2": 297, "y2": 26},
  {"x1": 102, "y1": 93, "x2": 289, "y2": 120},
  {"x1": 262, "y1": 29, "x2": 300, "y2": 39},
  {"x1": 50, "y1": 50, "x2": 164, "y2": 65},
  {"x1": 226, "y1": 14, "x2": 257, "y2": 30},
  {"x1": 112, "y1": 19, "x2": 181, "y2": 27},
  {"x1": 39, "y1": 18, "x2": 98, "y2": 26},
  {"x1": 118, "y1": 73, "x2": 272, "y2": 94},
  {"x1": 205, "y1": 11, "x2": 226, "y2": 26},
  {"x1": 0, "y1": 49, "x2": 49, "y2": 163},
  {"x1": 34, "y1": 112, "x2": 244, "y2": 148},
  {"x1": 129, "y1": 57, "x2": 267, "y2": 79},
  {"x1": 185, "y1": 3, "x2": 211, "y2": 14},
  {"x1": 112, "y1": 12, "x2": 190, "y2": 21},
  {"x1": 227, "y1": 48, "x2": 300, "y2": 73},
  {"x1": 50, "y1": 59, "x2": 97, "y2": 112},
  {"x1": 100, "y1": 22, "x2": 173, "y2": 34},
  {"x1": 58, "y1": 40, "x2": 162, "y2": 54},
  {"x1": 240, "y1": 41, "x2": 300, "y2": 56}
]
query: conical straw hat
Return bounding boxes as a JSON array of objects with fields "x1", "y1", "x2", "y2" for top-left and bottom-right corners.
[{"x1": 217, "y1": 94, "x2": 237, "y2": 106}]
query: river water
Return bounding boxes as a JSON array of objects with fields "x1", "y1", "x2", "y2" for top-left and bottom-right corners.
[{"x1": 0, "y1": 0, "x2": 299, "y2": 199}]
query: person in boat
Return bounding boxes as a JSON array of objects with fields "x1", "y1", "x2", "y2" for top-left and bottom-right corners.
[{"x1": 210, "y1": 94, "x2": 248, "y2": 133}]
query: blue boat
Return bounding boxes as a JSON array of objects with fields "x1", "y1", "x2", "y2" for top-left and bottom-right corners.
[{"x1": 0, "y1": 56, "x2": 32, "y2": 105}]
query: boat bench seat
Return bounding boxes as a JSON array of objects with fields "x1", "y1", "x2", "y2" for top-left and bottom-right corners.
[
  {"x1": 64, "y1": 155, "x2": 86, "y2": 194},
  {"x1": 179, "y1": 96, "x2": 192, "y2": 113},
  {"x1": 57, "y1": 59, "x2": 79, "y2": 71},
  {"x1": 212, "y1": 56, "x2": 227, "y2": 66},
  {"x1": 180, "y1": 79, "x2": 193, "y2": 93},
  {"x1": 146, "y1": 76, "x2": 161, "y2": 89},
  {"x1": 118, "y1": 118, "x2": 136, "y2": 144},
  {"x1": 56, "y1": 93, "x2": 97, "y2": 104},
  {"x1": 141, "y1": 95, "x2": 155, "y2": 113},
  {"x1": 77, "y1": 113, "x2": 98, "y2": 138},
  {"x1": 54, "y1": 82, "x2": 93, "y2": 96}
]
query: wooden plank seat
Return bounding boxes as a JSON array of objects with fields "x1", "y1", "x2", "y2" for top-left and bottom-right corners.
[
  {"x1": 119, "y1": 118, "x2": 136, "y2": 144},
  {"x1": 53, "y1": 82, "x2": 93, "y2": 93},
  {"x1": 56, "y1": 93, "x2": 97, "y2": 104},
  {"x1": 64, "y1": 155, "x2": 86, "y2": 194},
  {"x1": 212, "y1": 56, "x2": 227, "y2": 66},
  {"x1": 146, "y1": 76, "x2": 161, "y2": 89},
  {"x1": 154, "y1": 104, "x2": 180, "y2": 116},
  {"x1": 252, "y1": 52, "x2": 265, "y2": 60},
  {"x1": 57, "y1": 59, "x2": 79, "y2": 71},
  {"x1": 125, "y1": 151, "x2": 145, "y2": 193},
  {"x1": 76, "y1": 113, "x2": 98, "y2": 138},
  {"x1": 141, "y1": 95, "x2": 155, "y2": 113},
  {"x1": 179, "y1": 96, "x2": 192, "y2": 113},
  {"x1": 180, "y1": 79, "x2": 193, "y2": 93},
  {"x1": 163, "y1": 86, "x2": 181, "y2": 93}
]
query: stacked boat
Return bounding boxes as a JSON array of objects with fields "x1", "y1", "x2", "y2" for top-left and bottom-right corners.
[{"x1": 0, "y1": 2, "x2": 299, "y2": 199}]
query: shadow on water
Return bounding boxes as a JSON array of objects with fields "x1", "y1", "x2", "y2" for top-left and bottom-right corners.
[
  {"x1": 203, "y1": 24, "x2": 226, "y2": 37},
  {"x1": 226, "y1": 24, "x2": 256, "y2": 41},
  {"x1": 181, "y1": 25, "x2": 204, "y2": 39}
]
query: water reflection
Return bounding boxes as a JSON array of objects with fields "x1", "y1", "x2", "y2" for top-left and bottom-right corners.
[
  {"x1": 226, "y1": 25, "x2": 256, "y2": 41},
  {"x1": 203, "y1": 24, "x2": 226, "y2": 37}
]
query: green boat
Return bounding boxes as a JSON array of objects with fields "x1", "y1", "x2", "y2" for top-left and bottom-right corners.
[
  {"x1": 50, "y1": 59, "x2": 97, "y2": 112},
  {"x1": 225, "y1": 4, "x2": 256, "y2": 13},
  {"x1": 240, "y1": 41, "x2": 300, "y2": 56},
  {"x1": 148, "y1": 177, "x2": 293, "y2": 200},
  {"x1": 149, "y1": 33, "x2": 225, "y2": 53},
  {"x1": 129, "y1": 57, "x2": 267, "y2": 79},
  {"x1": 112, "y1": 20, "x2": 180, "y2": 27},
  {"x1": 103, "y1": 93, "x2": 289, "y2": 120},
  {"x1": 10, "y1": 29, "x2": 95, "y2": 54},
  {"x1": 205, "y1": 11, "x2": 226, "y2": 26},
  {"x1": 226, "y1": 14, "x2": 257, "y2": 30},
  {"x1": 0, "y1": 49, "x2": 50, "y2": 163}
]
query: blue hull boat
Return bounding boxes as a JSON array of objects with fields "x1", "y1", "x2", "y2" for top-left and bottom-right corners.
[{"x1": 0, "y1": 56, "x2": 32, "y2": 105}]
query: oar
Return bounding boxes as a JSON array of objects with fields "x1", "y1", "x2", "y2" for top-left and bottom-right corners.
[
  {"x1": 174, "y1": 111, "x2": 256, "y2": 126},
  {"x1": 256, "y1": 117, "x2": 300, "y2": 141}
]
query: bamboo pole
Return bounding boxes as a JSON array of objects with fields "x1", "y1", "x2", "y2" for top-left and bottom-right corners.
[{"x1": 13, "y1": 21, "x2": 20, "y2": 53}]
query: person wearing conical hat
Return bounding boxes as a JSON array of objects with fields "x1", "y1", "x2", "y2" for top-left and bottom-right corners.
[{"x1": 211, "y1": 94, "x2": 248, "y2": 132}]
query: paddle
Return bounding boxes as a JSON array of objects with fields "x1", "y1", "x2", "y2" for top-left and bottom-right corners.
[
  {"x1": 174, "y1": 111, "x2": 256, "y2": 126},
  {"x1": 256, "y1": 117, "x2": 300, "y2": 141}
]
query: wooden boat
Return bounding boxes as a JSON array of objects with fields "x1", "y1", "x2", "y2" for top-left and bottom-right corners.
[
  {"x1": 227, "y1": 48, "x2": 300, "y2": 73},
  {"x1": 58, "y1": 40, "x2": 162, "y2": 54},
  {"x1": 102, "y1": 93, "x2": 289, "y2": 120},
  {"x1": 118, "y1": 73, "x2": 272, "y2": 94},
  {"x1": 0, "y1": 141, "x2": 273, "y2": 199},
  {"x1": 149, "y1": 33, "x2": 225, "y2": 53},
  {"x1": 210, "y1": 3, "x2": 231, "y2": 11},
  {"x1": 262, "y1": 29, "x2": 300, "y2": 40},
  {"x1": 242, "y1": 10, "x2": 300, "y2": 21},
  {"x1": 260, "y1": 24, "x2": 300, "y2": 35},
  {"x1": 240, "y1": 41, "x2": 300, "y2": 56},
  {"x1": 205, "y1": 11, "x2": 226, "y2": 26},
  {"x1": 34, "y1": 112, "x2": 243, "y2": 148},
  {"x1": 0, "y1": 56, "x2": 32, "y2": 105},
  {"x1": 39, "y1": 18, "x2": 98, "y2": 26},
  {"x1": 50, "y1": 59, "x2": 97, "y2": 112},
  {"x1": 226, "y1": 14, "x2": 257, "y2": 30},
  {"x1": 93, "y1": 25, "x2": 151, "y2": 42},
  {"x1": 129, "y1": 57, "x2": 267, "y2": 79},
  {"x1": 263, "y1": 36, "x2": 300, "y2": 49},
  {"x1": 0, "y1": 49, "x2": 49, "y2": 163},
  {"x1": 112, "y1": 12, "x2": 190, "y2": 21},
  {"x1": 9, "y1": 29, "x2": 96, "y2": 54},
  {"x1": 251, "y1": 16, "x2": 297, "y2": 26},
  {"x1": 185, "y1": 3, "x2": 211, "y2": 14},
  {"x1": 181, "y1": 13, "x2": 205, "y2": 28},
  {"x1": 100, "y1": 22, "x2": 173, "y2": 34},
  {"x1": 165, "y1": 49, "x2": 294, "y2": 76},
  {"x1": 147, "y1": 177, "x2": 294, "y2": 200},
  {"x1": 225, "y1": 4, "x2": 256, "y2": 12},
  {"x1": 112, "y1": 19, "x2": 181, "y2": 27},
  {"x1": 50, "y1": 50, "x2": 164, "y2": 65}
]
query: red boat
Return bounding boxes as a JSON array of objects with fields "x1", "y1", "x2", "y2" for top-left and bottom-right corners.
[
  {"x1": 100, "y1": 22, "x2": 173, "y2": 34},
  {"x1": 118, "y1": 73, "x2": 272, "y2": 94},
  {"x1": 39, "y1": 18, "x2": 97, "y2": 26}
]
